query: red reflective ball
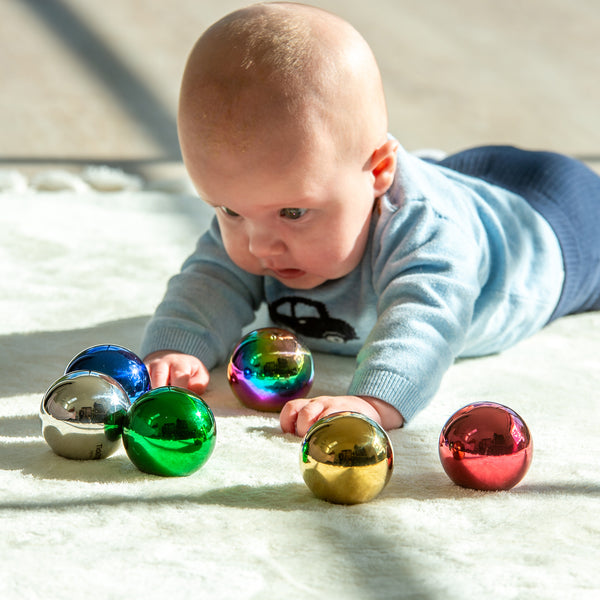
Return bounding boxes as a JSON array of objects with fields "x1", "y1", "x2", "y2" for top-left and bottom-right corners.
[{"x1": 438, "y1": 402, "x2": 533, "y2": 491}]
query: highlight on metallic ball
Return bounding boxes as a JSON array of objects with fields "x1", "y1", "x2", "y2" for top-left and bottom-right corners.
[
  {"x1": 65, "y1": 344, "x2": 151, "y2": 403},
  {"x1": 227, "y1": 327, "x2": 314, "y2": 412},
  {"x1": 438, "y1": 401, "x2": 533, "y2": 491},
  {"x1": 40, "y1": 370, "x2": 131, "y2": 460},
  {"x1": 123, "y1": 386, "x2": 217, "y2": 477},
  {"x1": 300, "y1": 411, "x2": 394, "y2": 504}
]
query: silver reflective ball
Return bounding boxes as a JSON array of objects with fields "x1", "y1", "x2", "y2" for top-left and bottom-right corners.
[{"x1": 40, "y1": 371, "x2": 131, "y2": 460}]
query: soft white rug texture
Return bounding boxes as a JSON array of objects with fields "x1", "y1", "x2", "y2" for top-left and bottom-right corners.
[{"x1": 1, "y1": 170, "x2": 598, "y2": 599}]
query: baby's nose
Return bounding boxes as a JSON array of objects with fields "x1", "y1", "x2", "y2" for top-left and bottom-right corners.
[{"x1": 247, "y1": 226, "x2": 285, "y2": 258}]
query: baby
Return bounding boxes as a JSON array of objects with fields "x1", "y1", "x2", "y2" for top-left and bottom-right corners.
[{"x1": 141, "y1": 2, "x2": 600, "y2": 436}]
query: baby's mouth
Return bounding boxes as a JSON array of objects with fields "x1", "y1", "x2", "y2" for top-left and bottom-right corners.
[{"x1": 269, "y1": 268, "x2": 306, "y2": 280}]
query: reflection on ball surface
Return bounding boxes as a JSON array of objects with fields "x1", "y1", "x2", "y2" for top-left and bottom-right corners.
[
  {"x1": 227, "y1": 327, "x2": 314, "y2": 412},
  {"x1": 300, "y1": 412, "x2": 394, "y2": 504},
  {"x1": 438, "y1": 402, "x2": 533, "y2": 491},
  {"x1": 122, "y1": 387, "x2": 217, "y2": 477},
  {"x1": 40, "y1": 371, "x2": 131, "y2": 460},
  {"x1": 65, "y1": 344, "x2": 150, "y2": 403}
]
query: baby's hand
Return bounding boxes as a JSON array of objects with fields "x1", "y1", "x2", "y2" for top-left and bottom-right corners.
[
  {"x1": 280, "y1": 395, "x2": 404, "y2": 437},
  {"x1": 144, "y1": 351, "x2": 210, "y2": 394}
]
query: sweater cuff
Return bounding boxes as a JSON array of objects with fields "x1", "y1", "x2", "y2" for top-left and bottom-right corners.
[
  {"x1": 140, "y1": 322, "x2": 219, "y2": 369},
  {"x1": 348, "y1": 369, "x2": 426, "y2": 423}
]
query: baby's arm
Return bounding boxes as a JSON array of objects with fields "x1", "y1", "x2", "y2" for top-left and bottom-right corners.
[
  {"x1": 144, "y1": 351, "x2": 210, "y2": 394},
  {"x1": 141, "y1": 218, "x2": 265, "y2": 379},
  {"x1": 280, "y1": 395, "x2": 404, "y2": 437}
]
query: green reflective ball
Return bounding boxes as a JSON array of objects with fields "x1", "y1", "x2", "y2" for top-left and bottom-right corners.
[{"x1": 123, "y1": 387, "x2": 216, "y2": 477}]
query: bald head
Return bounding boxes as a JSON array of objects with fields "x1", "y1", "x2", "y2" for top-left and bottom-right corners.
[{"x1": 179, "y1": 2, "x2": 388, "y2": 175}]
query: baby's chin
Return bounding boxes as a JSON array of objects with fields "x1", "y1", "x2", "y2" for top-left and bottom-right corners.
[{"x1": 260, "y1": 268, "x2": 327, "y2": 290}]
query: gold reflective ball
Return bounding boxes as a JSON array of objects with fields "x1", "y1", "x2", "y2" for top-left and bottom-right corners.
[{"x1": 300, "y1": 412, "x2": 394, "y2": 504}]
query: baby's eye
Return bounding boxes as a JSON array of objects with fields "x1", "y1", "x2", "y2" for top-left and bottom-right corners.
[
  {"x1": 279, "y1": 208, "x2": 307, "y2": 220},
  {"x1": 219, "y1": 206, "x2": 240, "y2": 217}
]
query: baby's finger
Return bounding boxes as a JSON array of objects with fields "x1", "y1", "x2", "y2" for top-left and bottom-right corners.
[
  {"x1": 295, "y1": 399, "x2": 326, "y2": 437},
  {"x1": 147, "y1": 362, "x2": 170, "y2": 388},
  {"x1": 169, "y1": 368, "x2": 192, "y2": 390},
  {"x1": 280, "y1": 398, "x2": 311, "y2": 434},
  {"x1": 187, "y1": 369, "x2": 210, "y2": 394}
]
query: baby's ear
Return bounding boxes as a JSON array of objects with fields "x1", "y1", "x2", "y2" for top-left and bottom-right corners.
[{"x1": 369, "y1": 139, "x2": 398, "y2": 197}]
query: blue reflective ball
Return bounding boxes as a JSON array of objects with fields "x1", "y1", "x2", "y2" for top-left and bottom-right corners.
[{"x1": 65, "y1": 344, "x2": 151, "y2": 403}]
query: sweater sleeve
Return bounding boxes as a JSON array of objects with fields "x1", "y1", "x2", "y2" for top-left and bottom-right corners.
[
  {"x1": 348, "y1": 198, "x2": 484, "y2": 422},
  {"x1": 140, "y1": 217, "x2": 264, "y2": 368}
]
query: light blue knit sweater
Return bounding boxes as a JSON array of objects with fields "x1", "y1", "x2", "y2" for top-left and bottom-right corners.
[{"x1": 141, "y1": 145, "x2": 564, "y2": 421}]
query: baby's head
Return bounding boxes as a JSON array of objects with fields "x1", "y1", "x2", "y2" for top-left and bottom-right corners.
[{"x1": 179, "y1": 2, "x2": 398, "y2": 289}]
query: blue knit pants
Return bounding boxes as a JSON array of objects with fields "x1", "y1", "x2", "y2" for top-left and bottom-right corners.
[{"x1": 438, "y1": 146, "x2": 600, "y2": 321}]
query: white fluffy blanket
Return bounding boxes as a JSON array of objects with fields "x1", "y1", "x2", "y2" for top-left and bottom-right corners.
[{"x1": 1, "y1": 170, "x2": 598, "y2": 599}]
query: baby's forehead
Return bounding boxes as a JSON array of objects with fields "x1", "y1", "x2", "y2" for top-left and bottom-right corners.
[
  {"x1": 180, "y1": 62, "x2": 342, "y2": 158},
  {"x1": 180, "y1": 80, "x2": 315, "y2": 159}
]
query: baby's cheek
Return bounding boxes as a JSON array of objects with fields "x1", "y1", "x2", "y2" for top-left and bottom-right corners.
[
  {"x1": 305, "y1": 245, "x2": 356, "y2": 278},
  {"x1": 234, "y1": 255, "x2": 264, "y2": 276},
  {"x1": 222, "y1": 236, "x2": 258, "y2": 272},
  {"x1": 291, "y1": 239, "x2": 331, "y2": 267}
]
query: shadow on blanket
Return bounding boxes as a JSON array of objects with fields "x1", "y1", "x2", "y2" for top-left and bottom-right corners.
[{"x1": 0, "y1": 316, "x2": 149, "y2": 396}]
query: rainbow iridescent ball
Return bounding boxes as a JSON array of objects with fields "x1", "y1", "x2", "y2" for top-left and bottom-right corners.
[
  {"x1": 227, "y1": 327, "x2": 314, "y2": 412},
  {"x1": 65, "y1": 344, "x2": 150, "y2": 403},
  {"x1": 122, "y1": 386, "x2": 216, "y2": 477},
  {"x1": 438, "y1": 401, "x2": 533, "y2": 491}
]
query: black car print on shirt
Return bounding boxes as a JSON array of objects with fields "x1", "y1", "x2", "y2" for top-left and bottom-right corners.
[{"x1": 268, "y1": 297, "x2": 358, "y2": 343}]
